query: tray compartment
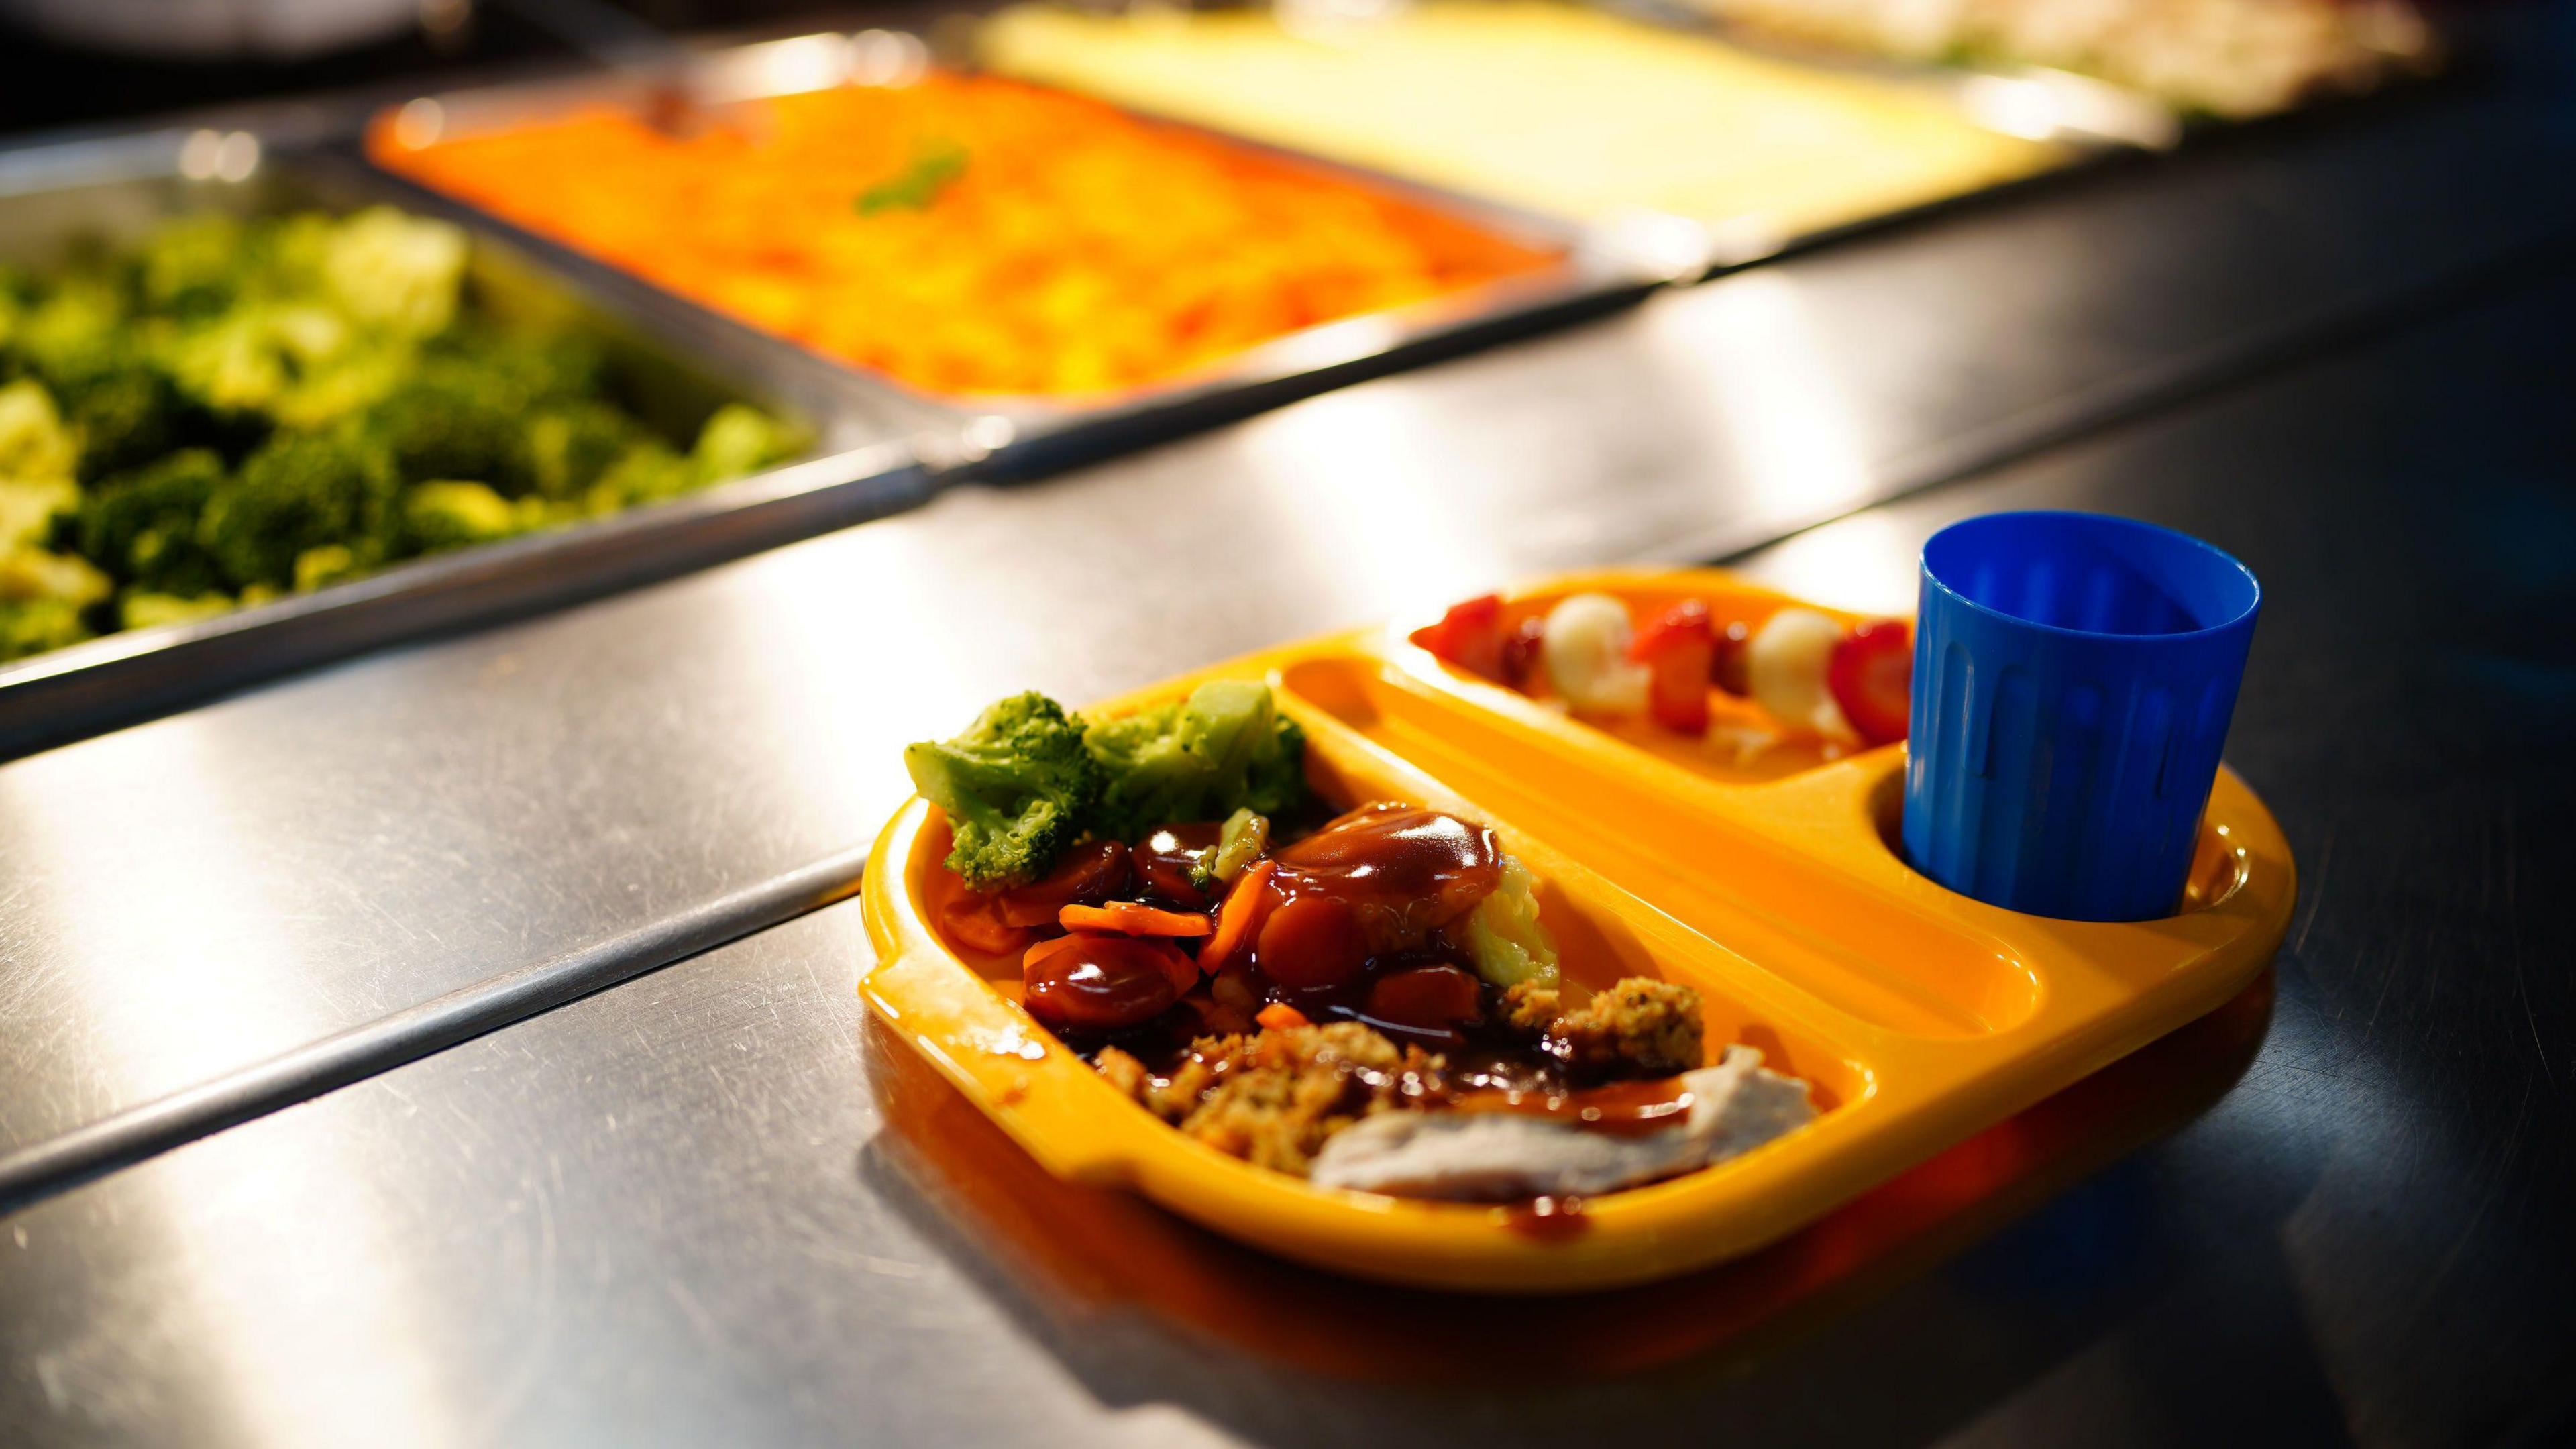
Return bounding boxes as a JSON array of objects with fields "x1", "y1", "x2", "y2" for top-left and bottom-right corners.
[
  {"x1": 1400, "y1": 573, "x2": 1889, "y2": 785},
  {"x1": 1279, "y1": 651, "x2": 2039, "y2": 1038}
]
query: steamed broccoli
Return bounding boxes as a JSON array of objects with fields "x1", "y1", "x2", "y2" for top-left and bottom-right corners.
[
  {"x1": 135, "y1": 212, "x2": 251, "y2": 319},
  {"x1": 1085, "y1": 680, "x2": 1309, "y2": 841},
  {"x1": 363, "y1": 360, "x2": 527, "y2": 492},
  {"x1": 78, "y1": 449, "x2": 227, "y2": 595},
  {"x1": 199, "y1": 431, "x2": 398, "y2": 590},
  {"x1": 524, "y1": 400, "x2": 639, "y2": 500},
  {"x1": 1, "y1": 478, "x2": 78, "y2": 552},
  {"x1": 11, "y1": 286, "x2": 126, "y2": 396},
  {"x1": 904, "y1": 692, "x2": 1105, "y2": 888},
  {"x1": 59, "y1": 366, "x2": 186, "y2": 480},
  {"x1": 121, "y1": 591, "x2": 236, "y2": 631},
  {"x1": 403, "y1": 480, "x2": 520, "y2": 553},
  {"x1": 0, "y1": 598, "x2": 91, "y2": 661},
  {"x1": 317, "y1": 207, "x2": 468, "y2": 337},
  {"x1": 0, "y1": 378, "x2": 80, "y2": 484},
  {"x1": 590, "y1": 438, "x2": 694, "y2": 508},
  {"x1": 686, "y1": 402, "x2": 803, "y2": 486}
]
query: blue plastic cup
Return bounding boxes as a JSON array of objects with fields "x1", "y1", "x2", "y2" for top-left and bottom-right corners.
[{"x1": 1902, "y1": 511, "x2": 2262, "y2": 922}]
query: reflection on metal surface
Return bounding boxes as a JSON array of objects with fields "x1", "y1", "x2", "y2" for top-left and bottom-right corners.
[
  {"x1": 1646, "y1": 271, "x2": 1876, "y2": 531},
  {"x1": 1733, "y1": 511, "x2": 1923, "y2": 616}
]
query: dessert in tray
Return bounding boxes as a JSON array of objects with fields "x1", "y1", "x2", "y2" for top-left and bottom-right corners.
[{"x1": 859, "y1": 568, "x2": 2295, "y2": 1291}]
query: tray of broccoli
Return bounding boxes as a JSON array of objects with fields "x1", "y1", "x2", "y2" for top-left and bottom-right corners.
[{"x1": 0, "y1": 127, "x2": 943, "y2": 759}]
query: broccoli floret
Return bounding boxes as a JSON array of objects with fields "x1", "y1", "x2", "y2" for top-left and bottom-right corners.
[
  {"x1": 157, "y1": 302, "x2": 351, "y2": 419},
  {"x1": 686, "y1": 402, "x2": 802, "y2": 485},
  {"x1": 904, "y1": 691, "x2": 1104, "y2": 888},
  {"x1": 402, "y1": 480, "x2": 520, "y2": 553},
  {"x1": 590, "y1": 438, "x2": 694, "y2": 508},
  {"x1": 136, "y1": 212, "x2": 251, "y2": 319},
  {"x1": 11, "y1": 286, "x2": 127, "y2": 396},
  {"x1": 1461, "y1": 855, "x2": 1561, "y2": 989},
  {"x1": 121, "y1": 590, "x2": 236, "y2": 631},
  {"x1": 1085, "y1": 680, "x2": 1309, "y2": 841},
  {"x1": 362, "y1": 360, "x2": 525, "y2": 491},
  {"x1": 0, "y1": 598, "x2": 91, "y2": 661},
  {"x1": 55, "y1": 364, "x2": 191, "y2": 480},
  {"x1": 0, "y1": 545, "x2": 111, "y2": 610},
  {"x1": 292, "y1": 544, "x2": 362, "y2": 593},
  {"x1": 0, "y1": 477, "x2": 78, "y2": 552},
  {"x1": 427, "y1": 324, "x2": 605, "y2": 405},
  {"x1": 0, "y1": 378, "x2": 80, "y2": 484},
  {"x1": 317, "y1": 207, "x2": 468, "y2": 338},
  {"x1": 198, "y1": 431, "x2": 398, "y2": 590},
  {"x1": 523, "y1": 400, "x2": 640, "y2": 500},
  {"x1": 79, "y1": 448, "x2": 227, "y2": 595}
]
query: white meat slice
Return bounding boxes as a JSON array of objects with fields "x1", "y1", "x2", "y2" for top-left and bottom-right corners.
[{"x1": 1309, "y1": 1045, "x2": 1817, "y2": 1201}]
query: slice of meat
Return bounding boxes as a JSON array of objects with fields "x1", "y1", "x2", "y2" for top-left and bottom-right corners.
[{"x1": 1307, "y1": 1046, "x2": 1816, "y2": 1201}]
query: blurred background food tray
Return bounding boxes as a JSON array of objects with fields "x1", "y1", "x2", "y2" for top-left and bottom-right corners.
[{"x1": 356, "y1": 28, "x2": 1688, "y2": 479}]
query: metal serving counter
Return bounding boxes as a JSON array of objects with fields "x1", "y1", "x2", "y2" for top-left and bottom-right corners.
[
  {"x1": 5, "y1": 251, "x2": 2570, "y2": 1448},
  {"x1": 3, "y1": 7, "x2": 2573, "y2": 1444}
]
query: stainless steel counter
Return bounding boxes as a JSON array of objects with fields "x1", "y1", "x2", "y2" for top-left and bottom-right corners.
[
  {"x1": 6, "y1": 250, "x2": 2569, "y2": 1445},
  {"x1": 5, "y1": 44, "x2": 2575, "y2": 1193}
]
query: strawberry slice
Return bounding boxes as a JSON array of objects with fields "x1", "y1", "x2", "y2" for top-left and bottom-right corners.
[
  {"x1": 1631, "y1": 600, "x2": 1715, "y2": 734},
  {"x1": 1827, "y1": 619, "x2": 1914, "y2": 745},
  {"x1": 1421, "y1": 593, "x2": 1507, "y2": 680}
]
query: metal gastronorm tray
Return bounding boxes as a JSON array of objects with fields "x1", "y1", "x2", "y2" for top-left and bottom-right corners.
[
  {"x1": 0, "y1": 122, "x2": 948, "y2": 761},
  {"x1": 357, "y1": 30, "x2": 1683, "y2": 479},
  {"x1": 860, "y1": 568, "x2": 2295, "y2": 1292}
]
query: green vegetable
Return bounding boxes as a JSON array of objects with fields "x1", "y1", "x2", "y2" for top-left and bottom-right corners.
[
  {"x1": 78, "y1": 449, "x2": 227, "y2": 596},
  {"x1": 0, "y1": 379, "x2": 80, "y2": 484},
  {"x1": 1460, "y1": 856, "x2": 1560, "y2": 989},
  {"x1": 0, "y1": 206, "x2": 798, "y2": 663},
  {"x1": 200, "y1": 431, "x2": 398, "y2": 590},
  {"x1": 904, "y1": 692, "x2": 1104, "y2": 889},
  {"x1": 403, "y1": 480, "x2": 521, "y2": 553},
  {"x1": 121, "y1": 591, "x2": 236, "y2": 631},
  {"x1": 0, "y1": 545, "x2": 109, "y2": 608},
  {"x1": 317, "y1": 207, "x2": 468, "y2": 337},
  {"x1": 524, "y1": 401, "x2": 639, "y2": 501},
  {"x1": 687, "y1": 402, "x2": 802, "y2": 486},
  {"x1": 1194, "y1": 807, "x2": 1271, "y2": 892},
  {"x1": 1085, "y1": 680, "x2": 1309, "y2": 842},
  {"x1": 0, "y1": 598, "x2": 91, "y2": 661},
  {"x1": 1, "y1": 477, "x2": 78, "y2": 553},
  {"x1": 856, "y1": 140, "x2": 969, "y2": 216}
]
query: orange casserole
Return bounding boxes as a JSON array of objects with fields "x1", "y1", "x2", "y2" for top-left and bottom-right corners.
[{"x1": 371, "y1": 74, "x2": 1560, "y2": 398}]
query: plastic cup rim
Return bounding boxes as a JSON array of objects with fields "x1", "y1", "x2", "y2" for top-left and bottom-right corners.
[{"x1": 1918, "y1": 510, "x2": 2261, "y2": 646}]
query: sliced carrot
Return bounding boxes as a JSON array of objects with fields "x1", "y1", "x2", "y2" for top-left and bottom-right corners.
[
  {"x1": 1022, "y1": 933, "x2": 1093, "y2": 973},
  {"x1": 929, "y1": 866, "x2": 1036, "y2": 957},
  {"x1": 1197, "y1": 861, "x2": 1279, "y2": 979},
  {"x1": 1059, "y1": 900, "x2": 1214, "y2": 938},
  {"x1": 1255, "y1": 1002, "x2": 1311, "y2": 1032}
]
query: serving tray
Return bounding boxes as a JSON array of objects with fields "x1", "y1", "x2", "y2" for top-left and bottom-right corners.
[{"x1": 859, "y1": 567, "x2": 2294, "y2": 1293}]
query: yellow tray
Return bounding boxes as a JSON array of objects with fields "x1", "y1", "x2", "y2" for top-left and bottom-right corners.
[{"x1": 859, "y1": 567, "x2": 2295, "y2": 1293}]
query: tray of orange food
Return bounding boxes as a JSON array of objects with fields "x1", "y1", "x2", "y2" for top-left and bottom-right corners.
[
  {"x1": 362, "y1": 31, "x2": 1664, "y2": 472},
  {"x1": 859, "y1": 567, "x2": 2294, "y2": 1292}
]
